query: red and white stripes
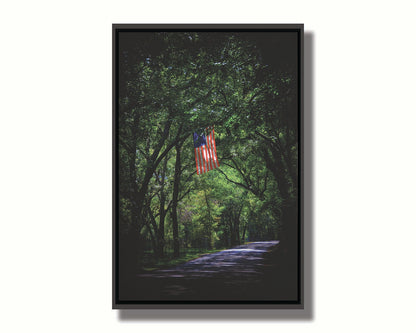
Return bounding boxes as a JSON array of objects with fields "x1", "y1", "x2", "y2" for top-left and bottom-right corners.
[{"x1": 195, "y1": 128, "x2": 219, "y2": 174}]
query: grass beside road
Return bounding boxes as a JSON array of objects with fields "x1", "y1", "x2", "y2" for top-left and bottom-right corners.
[{"x1": 141, "y1": 248, "x2": 226, "y2": 272}]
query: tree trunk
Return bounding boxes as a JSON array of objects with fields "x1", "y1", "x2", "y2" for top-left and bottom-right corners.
[
  {"x1": 241, "y1": 222, "x2": 247, "y2": 244},
  {"x1": 146, "y1": 206, "x2": 159, "y2": 256},
  {"x1": 171, "y1": 142, "x2": 183, "y2": 258},
  {"x1": 156, "y1": 157, "x2": 168, "y2": 258},
  {"x1": 230, "y1": 217, "x2": 238, "y2": 247},
  {"x1": 203, "y1": 189, "x2": 213, "y2": 249}
]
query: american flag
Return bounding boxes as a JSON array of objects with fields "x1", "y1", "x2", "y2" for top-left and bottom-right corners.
[{"x1": 193, "y1": 127, "x2": 219, "y2": 174}]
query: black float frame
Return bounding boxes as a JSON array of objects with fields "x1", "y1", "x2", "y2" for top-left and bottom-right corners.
[{"x1": 113, "y1": 24, "x2": 304, "y2": 309}]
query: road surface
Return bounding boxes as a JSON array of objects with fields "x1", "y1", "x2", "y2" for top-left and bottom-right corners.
[{"x1": 123, "y1": 241, "x2": 298, "y2": 301}]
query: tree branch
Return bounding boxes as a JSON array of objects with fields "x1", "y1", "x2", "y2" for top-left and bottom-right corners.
[
  {"x1": 217, "y1": 168, "x2": 252, "y2": 192},
  {"x1": 230, "y1": 158, "x2": 253, "y2": 188},
  {"x1": 178, "y1": 188, "x2": 192, "y2": 202}
]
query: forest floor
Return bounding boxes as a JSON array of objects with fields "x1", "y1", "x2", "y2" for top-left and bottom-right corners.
[{"x1": 122, "y1": 241, "x2": 298, "y2": 301}]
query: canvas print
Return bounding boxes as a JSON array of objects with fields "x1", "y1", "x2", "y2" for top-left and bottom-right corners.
[{"x1": 114, "y1": 25, "x2": 302, "y2": 306}]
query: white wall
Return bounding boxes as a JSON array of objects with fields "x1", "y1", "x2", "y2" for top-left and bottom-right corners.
[{"x1": 1, "y1": 1, "x2": 415, "y2": 332}]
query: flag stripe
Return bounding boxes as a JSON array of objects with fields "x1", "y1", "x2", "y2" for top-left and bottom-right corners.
[
  {"x1": 199, "y1": 147, "x2": 203, "y2": 174},
  {"x1": 208, "y1": 134, "x2": 215, "y2": 169},
  {"x1": 202, "y1": 148, "x2": 205, "y2": 173},
  {"x1": 195, "y1": 148, "x2": 199, "y2": 174},
  {"x1": 212, "y1": 129, "x2": 219, "y2": 167},
  {"x1": 210, "y1": 133, "x2": 216, "y2": 169},
  {"x1": 199, "y1": 147, "x2": 204, "y2": 173},
  {"x1": 201, "y1": 146, "x2": 206, "y2": 173},
  {"x1": 203, "y1": 145, "x2": 208, "y2": 172},
  {"x1": 206, "y1": 144, "x2": 211, "y2": 171},
  {"x1": 206, "y1": 145, "x2": 210, "y2": 171},
  {"x1": 210, "y1": 132, "x2": 216, "y2": 169},
  {"x1": 205, "y1": 136, "x2": 210, "y2": 170},
  {"x1": 206, "y1": 132, "x2": 213, "y2": 170},
  {"x1": 209, "y1": 132, "x2": 217, "y2": 169},
  {"x1": 207, "y1": 145, "x2": 210, "y2": 171},
  {"x1": 197, "y1": 147, "x2": 201, "y2": 174},
  {"x1": 209, "y1": 132, "x2": 218, "y2": 168}
]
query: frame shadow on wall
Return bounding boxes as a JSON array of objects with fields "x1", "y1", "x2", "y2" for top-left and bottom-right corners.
[{"x1": 117, "y1": 31, "x2": 314, "y2": 321}]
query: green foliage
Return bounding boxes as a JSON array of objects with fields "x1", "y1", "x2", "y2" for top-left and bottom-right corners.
[{"x1": 118, "y1": 32, "x2": 299, "y2": 268}]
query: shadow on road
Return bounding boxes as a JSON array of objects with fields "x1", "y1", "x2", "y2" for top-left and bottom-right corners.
[{"x1": 119, "y1": 241, "x2": 298, "y2": 302}]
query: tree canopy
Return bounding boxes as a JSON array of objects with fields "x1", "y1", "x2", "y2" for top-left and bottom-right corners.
[{"x1": 116, "y1": 31, "x2": 299, "y2": 276}]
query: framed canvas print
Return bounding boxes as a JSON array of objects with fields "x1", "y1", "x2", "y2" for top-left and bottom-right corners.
[{"x1": 113, "y1": 24, "x2": 303, "y2": 309}]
